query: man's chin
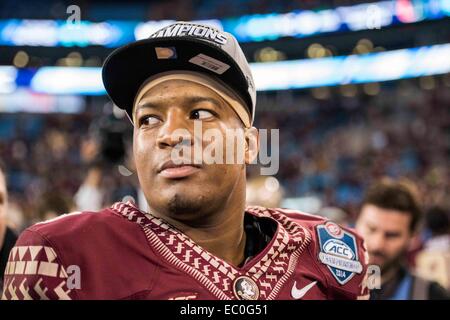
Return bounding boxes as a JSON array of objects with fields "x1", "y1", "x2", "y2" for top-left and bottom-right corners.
[
  {"x1": 372, "y1": 257, "x2": 403, "y2": 276},
  {"x1": 164, "y1": 193, "x2": 205, "y2": 217}
]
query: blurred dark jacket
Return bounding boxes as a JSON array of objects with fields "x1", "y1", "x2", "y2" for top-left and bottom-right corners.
[
  {"x1": 370, "y1": 266, "x2": 450, "y2": 300},
  {"x1": 0, "y1": 227, "x2": 18, "y2": 291}
]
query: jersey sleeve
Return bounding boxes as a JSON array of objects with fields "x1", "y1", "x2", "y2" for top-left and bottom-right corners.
[
  {"x1": 313, "y1": 221, "x2": 370, "y2": 300},
  {"x1": 1, "y1": 229, "x2": 76, "y2": 300}
]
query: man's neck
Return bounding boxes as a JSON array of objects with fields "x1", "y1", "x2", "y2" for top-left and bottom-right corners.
[
  {"x1": 148, "y1": 194, "x2": 248, "y2": 267},
  {"x1": 182, "y1": 211, "x2": 247, "y2": 267}
]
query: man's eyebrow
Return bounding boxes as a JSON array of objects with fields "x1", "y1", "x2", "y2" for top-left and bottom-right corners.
[
  {"x1": 135, "y1": 95, "x2": 224, "y2": 114},
  {"x1": 385, "y1": 231, "x2": 401, "y2": 237},
  {"x1": 135, "y1": 101, "x2": 160, "y2": 113},
  {"x1": 186, "y1": 96, "x2": 224, "y2": 110}
]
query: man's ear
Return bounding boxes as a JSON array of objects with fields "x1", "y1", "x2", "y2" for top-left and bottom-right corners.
[{"x1": 244, "y1": 126, "x2": 259, "y2": 165}]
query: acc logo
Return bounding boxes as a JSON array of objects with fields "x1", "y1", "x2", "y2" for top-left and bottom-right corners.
[
  {"x1": 323, "y1": 239, "x2": 355, "y2": 260},
  {"x1": 316, "y1": 222, "x2": 363, "y2": 285}
]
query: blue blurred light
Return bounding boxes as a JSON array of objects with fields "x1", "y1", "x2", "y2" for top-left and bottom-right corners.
[
  {"x1": 3, "y1": 43, "x2": 448, "y2": 95},
  {"x1": 251, "y1": 44, "x2": 450, "y2": 90},
  {"x1": 30, "y1": 67, "x2": 104, "y2": 95},
  {"x1": 0, "y1": 0, "x2": 448, "y2": 46},
  {"x1": 0, "y1": 66, "x2": 17, "y2": 93}
]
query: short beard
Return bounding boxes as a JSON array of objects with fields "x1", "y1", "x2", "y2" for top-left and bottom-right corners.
[
  {"x1": 166, "y1": 193, "x2": 206, "y2": 218},
  {"x1": 379, "y1": 251, "x2": 407, "y2": 276}
]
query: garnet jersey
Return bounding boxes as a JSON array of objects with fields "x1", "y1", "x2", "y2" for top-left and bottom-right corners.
[{"x1": 1, "y1": 202, "x2": 369, "y2": 300}]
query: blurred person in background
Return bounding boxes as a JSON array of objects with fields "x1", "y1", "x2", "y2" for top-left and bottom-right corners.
[
  {"x1": 0, "y1": 160, "x2": 18, "y2": 291},
  {"x1": 246, "y1": 176, "x2": 284, "y2": 208},
  {"x1": 356, "y1": 178, "x2": 449, "y2": 300},
  {"x1": 318, "y1": 207, "x2": 350, "y2": 227},
  {"x1": 414, "y1": 207, "x2": 450, "y2": 290},
  {"x1": 38, "y1": 191, "x2": 74, "y2": 222},
  {"x1": 74, "y1": 165, "x2": 104, "y2": 212},
  {"x1": 423, "y1": 206, "x2": 450, "y2": 251}
]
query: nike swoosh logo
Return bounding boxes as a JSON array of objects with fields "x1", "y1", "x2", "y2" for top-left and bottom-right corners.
[{"x1": 291, "y1": 281, "x2": 317, "y2": 299}]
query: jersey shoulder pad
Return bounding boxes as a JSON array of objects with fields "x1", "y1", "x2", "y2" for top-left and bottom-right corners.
[{"x1": 272, "y1": 207, "x2": 370, "y2": 299}]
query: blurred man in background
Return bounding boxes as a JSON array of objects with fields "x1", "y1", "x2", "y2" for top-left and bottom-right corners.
[
  {"x1": 0, "y1": 161, "x2": 18, "y2": 291},
  {"x1": 356, "y1": 178, "x2": 449, "y2": 299}
]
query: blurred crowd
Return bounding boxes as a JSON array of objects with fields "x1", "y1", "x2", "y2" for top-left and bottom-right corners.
[
  {"x1": 143, "y1": 0, "x2": 373, "y2": 21},
  {"x1": 254, "y1": 79, "x2": 450, "y2": 220},
  {"x1": 0, "y1": 110, "x2": 136, "y2": 229},
  {"x1": 0, "y1": 0, "x2": 377, "y2": 20},
  {"x1": 0, "y1": 78, "x2": 449, "y2": 230}
]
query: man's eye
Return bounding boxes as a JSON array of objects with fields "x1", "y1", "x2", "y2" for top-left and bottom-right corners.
[
  {"x1": 191, "y1": 109, "x2": 214, "y2": 120},
  {"x1": 140, "y1": 115, "x2": 161, "y2": 127}
]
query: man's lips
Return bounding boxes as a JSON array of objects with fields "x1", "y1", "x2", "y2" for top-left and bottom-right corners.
[
  {"x1": 158, "y1": 160, "x2": 201, "y2": 179},
  {"x1": 369, "y1": 252, "x2": 386, "y2": 265}
]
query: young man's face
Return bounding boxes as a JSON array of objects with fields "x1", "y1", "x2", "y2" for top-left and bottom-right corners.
[
  {"x1": 356, "y1": 204, "x2": 412, "y2": 274},
  {"x1": 133, "y1": 79, "x2": 257, "y2": 222}
]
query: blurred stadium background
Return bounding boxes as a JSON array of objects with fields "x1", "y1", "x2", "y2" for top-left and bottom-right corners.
[{"x1": 0, "y1": 0, "x2": 449, "y2": 261}]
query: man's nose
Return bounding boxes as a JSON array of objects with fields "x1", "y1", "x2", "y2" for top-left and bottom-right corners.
[
  {"x1": 156, "y1": 109, "x2": 193, "y2": 149},
  {"x1": 368, "y1": 232, "x2": 386, "y2": 251}
]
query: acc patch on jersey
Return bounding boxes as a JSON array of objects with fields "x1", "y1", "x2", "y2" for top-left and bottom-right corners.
[{"x1": 316, "y1": 221, "x2": 363, "y2": 285}]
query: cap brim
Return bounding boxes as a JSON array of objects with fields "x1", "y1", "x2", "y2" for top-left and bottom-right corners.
[{"x1": 102, "y1": 37, "x2": 252, "y2": 120}]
